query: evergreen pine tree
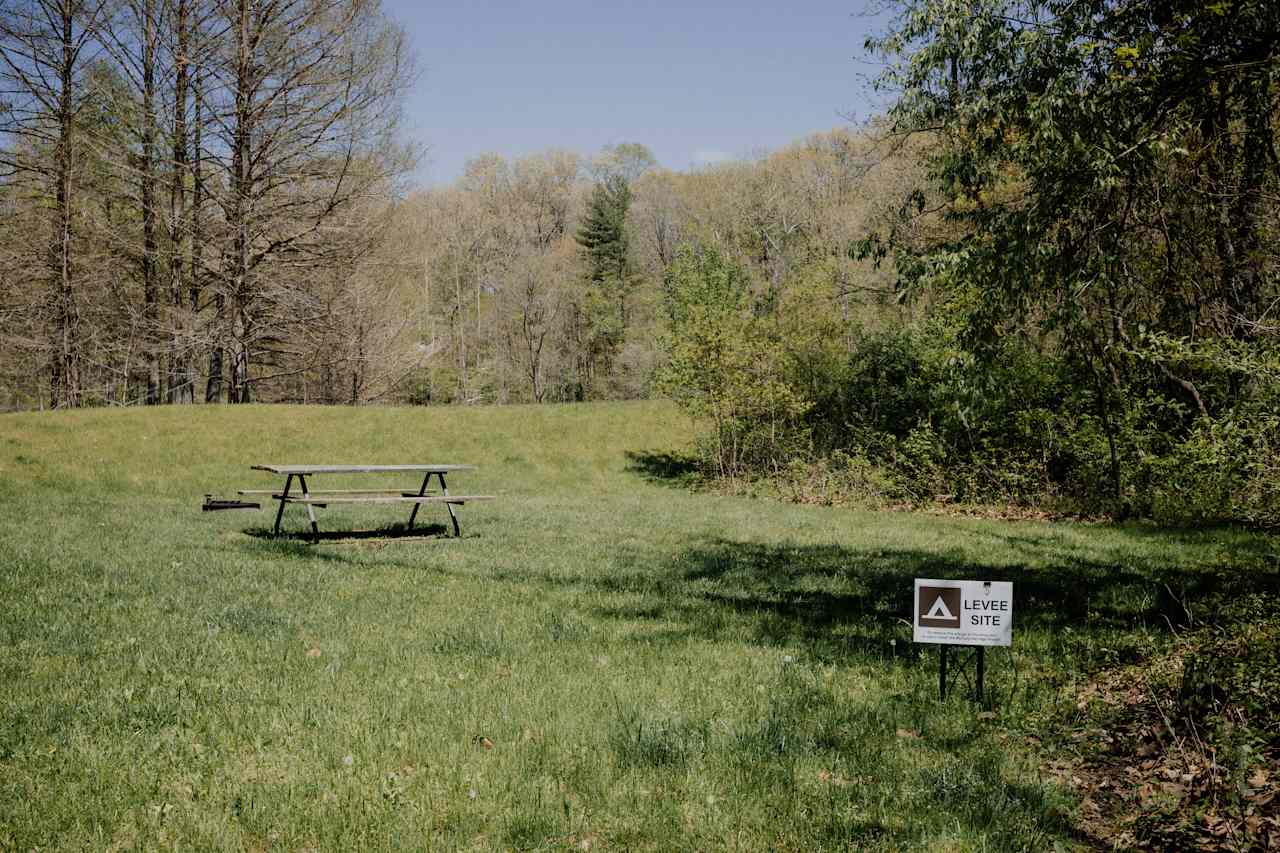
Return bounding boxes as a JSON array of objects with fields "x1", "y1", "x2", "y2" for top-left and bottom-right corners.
[
  {"x1": 571, "y1": 173, "x2": 637, "y2": 396},
  {"x1": 575, "y1": 174, "x2": 631, "y2": 286}
]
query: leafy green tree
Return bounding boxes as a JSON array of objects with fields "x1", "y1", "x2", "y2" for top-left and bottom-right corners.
[
  {"x1": 867, "y1": 0, "x2": 1280, "y2": 514},
  {"x1": 658, "y1": 244, "x2": 805, "y2": 477}
]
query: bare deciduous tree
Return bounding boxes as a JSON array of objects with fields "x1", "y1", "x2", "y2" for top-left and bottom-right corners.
[
  {"x1": 199, "y1": 0, "x2": 413, "y2": 402},
  {"x1": 0, "y1": 0, "x2": 111, "y2": 407}
]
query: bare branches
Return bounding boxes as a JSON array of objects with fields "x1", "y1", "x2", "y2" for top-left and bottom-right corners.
[{"x1": 0, "y1": 0, "x2": 416, "y2": 407}]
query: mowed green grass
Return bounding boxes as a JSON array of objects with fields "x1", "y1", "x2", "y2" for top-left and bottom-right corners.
[{"x1": 1, "y1": 401, "x2": 1276, "y2": 850}]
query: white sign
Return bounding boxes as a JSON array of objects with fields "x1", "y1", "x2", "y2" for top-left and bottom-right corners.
[{"x1": 913, "y1": 578, "x2": 1013, "y2": 646}]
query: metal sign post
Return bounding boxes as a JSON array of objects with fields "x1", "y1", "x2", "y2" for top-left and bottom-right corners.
[
  {"x1": 976, "y1": 646, "x2": 984, "y2": 703},
  {"x1": 936, "y1": 645, "x2": 986, "y2": 702}
]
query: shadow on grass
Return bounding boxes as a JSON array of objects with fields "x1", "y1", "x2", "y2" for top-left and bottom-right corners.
[
  {"x1": 675, "y1": 537, "x2": 1276, "y2": 646},
  {"x1": 624, "y1": 450, "x2": 704, "y2": 487},
  {"x1": 482, "y1": 530, "x2": 1280, "y2": 665},
  {"x1": 241, "y1": 521, "x2": 451, "y2": 545}
]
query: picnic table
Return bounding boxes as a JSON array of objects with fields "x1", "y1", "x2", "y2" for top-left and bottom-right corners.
[{"x1": 240, "y1": 464, "x2": 493, "y2": 541}]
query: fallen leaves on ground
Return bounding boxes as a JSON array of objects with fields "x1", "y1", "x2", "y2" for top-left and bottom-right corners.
[{"x1": 1044, "y1": 637, "x2": 1279, "y2": 851}]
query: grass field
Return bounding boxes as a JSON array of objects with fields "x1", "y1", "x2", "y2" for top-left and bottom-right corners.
[{"x1": 1, "y1": 401, "x2": 1277, "y2": 850}]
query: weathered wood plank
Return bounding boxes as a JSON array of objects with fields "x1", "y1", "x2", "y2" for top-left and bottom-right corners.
[
  {"x1": 252, "y1": 464, "x2": 476, "y2": 475},
  {"x1": 276, "y1": 494, "x2": 494, "y2": 502},
  {"x1": 239, "y1": 489, "x2": 438, "y2": 496}
]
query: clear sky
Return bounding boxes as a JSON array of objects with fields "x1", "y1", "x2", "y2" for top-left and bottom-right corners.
[{"x1": 382, "y1": 0, "x2": 893, "y2": 186}]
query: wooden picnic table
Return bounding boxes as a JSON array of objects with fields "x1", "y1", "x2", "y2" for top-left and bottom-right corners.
[{"x1": 241, "y1": 464, "x2": 493, "y2": 541}]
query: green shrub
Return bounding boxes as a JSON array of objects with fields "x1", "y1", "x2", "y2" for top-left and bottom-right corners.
[
  {"x1": 780, "y1": 450, "x2": 905, "y2": 505},
  {"x1": 657, "y1": 245, "x2": 808, "y2": 477},
  {"x1": 660, "y1": 264, "x2": 1280, "y2": 524},
  {"x1": 1145, "y1": 415, "x2": 1280, "y2": 526}
]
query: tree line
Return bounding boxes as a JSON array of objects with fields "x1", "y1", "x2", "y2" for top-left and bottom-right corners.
[
  {"x1": 0, "y1": 0, "x2": 413, "y2": 408},
  {"x1": 396, "y1": 132, "x2": 911, "y2": 408},
  {"x1": 0, "y1": 2, "x2": 908, "y2": 415}
]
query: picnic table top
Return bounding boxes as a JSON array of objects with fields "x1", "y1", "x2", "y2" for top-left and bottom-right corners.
[{"x1": 252, "y1": 464, "x2": 476, "y2": 475}]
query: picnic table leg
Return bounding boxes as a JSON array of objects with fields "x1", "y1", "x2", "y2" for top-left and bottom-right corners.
[
  {"x1": 297, "y1": 473, "x2": 320, "y2": 542},
  {"x1": 272, "y1": 474, "x2": 294, "y2": 536},
  {"x1": 405, "y1": 471, "x2": 432, "y2": 531},
  {"x1": 438, "y1": 471, "x2": 461, "y2": 537}
]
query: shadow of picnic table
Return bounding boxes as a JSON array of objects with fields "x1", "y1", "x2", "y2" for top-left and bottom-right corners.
[{"x1": 241, "y1": 522, "x2": 452, "y2": 544}]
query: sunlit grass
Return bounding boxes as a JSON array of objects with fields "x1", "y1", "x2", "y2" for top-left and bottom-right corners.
[{"x1": 0, "y1": 401, "x2": 1276, "y2": 849}]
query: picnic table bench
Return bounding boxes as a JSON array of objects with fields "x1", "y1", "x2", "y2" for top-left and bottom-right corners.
[{"x1": 241, "y1": 464, "x2": 493, "y2": 541}]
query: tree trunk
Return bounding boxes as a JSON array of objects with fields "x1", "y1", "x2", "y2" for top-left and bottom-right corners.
[
  {"x1": 229, "y1": 300, "x2": 250, "y2": 403},
  {"x1": 141, "y1": 0, "x2": 159, "y2": 404},
  {"x1": 191, "y1": 67, "x2": 220, "y2": 404},
  {"x1": 1204, "y1": 82, "x2": 1238, "y2": 320},
  {"x1": 167, "y1": 0, "x2": 192, "y2": 403},
  {"x1": 205, "y1": 293, "x2": 224, "y2": 403},
  {"x1": 349, "y1": 324, "x2": 363, "y2": 404},
  {"x1": 228, "y1": 0, "x2": 252, "y2": 404},
  {"x1": 1227, "y1": 69, "x2": 1270, "y2": 336},
  {"x1": 50, "y1": 2, "x2": 80, "y2": 408},
  {"x1": 456, "y1": 268, "x2": 468, "y2": 399}
]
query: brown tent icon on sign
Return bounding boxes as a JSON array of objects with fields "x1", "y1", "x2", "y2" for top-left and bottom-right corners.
[{"x1": 917, "y1": 586, "x2": 961, "y2": 629}]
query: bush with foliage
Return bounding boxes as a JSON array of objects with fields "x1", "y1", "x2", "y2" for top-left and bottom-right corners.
[
  {"x1": 668, "y1": 302, "x2": 1280, "y2": 523},
  {"x1": 656, "y1": 245, "x2": 807, "y2": 478}
]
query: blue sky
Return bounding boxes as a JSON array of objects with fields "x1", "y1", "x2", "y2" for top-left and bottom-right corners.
[{"x1": 383, "y1": 0, "x2": 893, "y2": 186}]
